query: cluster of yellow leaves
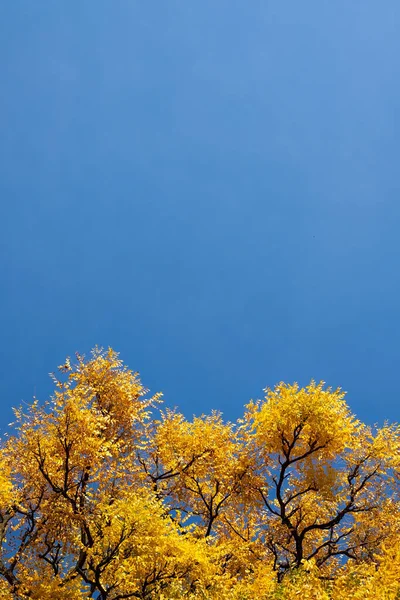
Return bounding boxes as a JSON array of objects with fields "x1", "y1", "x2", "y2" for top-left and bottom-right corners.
[
  {"x1": 247, "y1": 381, "x2": 359, "y2": 458},
  {"x1": 0, "y1": 451, "x2": 14, "y2": 508},
  {"x1": 0, "y1": 349, "x2": 399, "y2": 599}
]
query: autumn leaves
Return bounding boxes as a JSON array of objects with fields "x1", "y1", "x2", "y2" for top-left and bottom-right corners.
[{"x1": 0, "y1": 349, "x2": 399, "y2": 598}]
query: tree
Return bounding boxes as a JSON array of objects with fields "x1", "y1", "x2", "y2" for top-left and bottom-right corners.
[{"x1": 0, "y1": 348, "x2": 399, "y2": 599}]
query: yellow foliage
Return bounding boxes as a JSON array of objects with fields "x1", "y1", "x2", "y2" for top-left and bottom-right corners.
[
  {"x1": 247, "y1": 381, "x2": 359, "y2": 459},
  {"x1": 0, "y1": 350, "x2": 398, "y2": 599}
]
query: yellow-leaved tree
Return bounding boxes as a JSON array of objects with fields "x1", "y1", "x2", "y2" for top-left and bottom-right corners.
[{"x1": 0, "y1": 349, "x2": 399, "y2": 599}]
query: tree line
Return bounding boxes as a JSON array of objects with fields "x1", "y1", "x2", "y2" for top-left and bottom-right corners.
[{"x1": 0, "y1": 348, "x2": 399, "y2": 599}]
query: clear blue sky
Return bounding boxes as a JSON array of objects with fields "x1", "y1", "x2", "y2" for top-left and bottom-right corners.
[{"x1": 1, "y1": 2, "x2": 400, "y2": 430}]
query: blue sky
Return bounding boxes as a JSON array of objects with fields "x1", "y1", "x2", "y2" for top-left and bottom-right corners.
[{"x1": 1, "y1": 2, "x2": 400, "y2": 430}]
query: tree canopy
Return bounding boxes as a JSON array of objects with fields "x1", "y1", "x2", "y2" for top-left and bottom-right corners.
[{"x1": 0, "y1": 348, "x2": 399, "y2": 599}]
